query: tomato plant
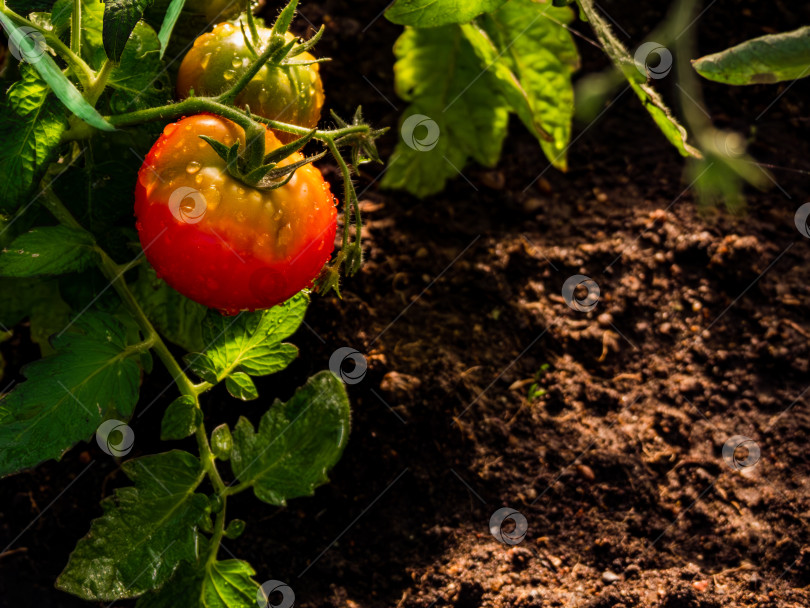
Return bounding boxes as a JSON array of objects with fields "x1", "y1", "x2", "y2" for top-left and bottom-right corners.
[{"x1": 0, "y1": 0, "x2": 382, "y2": 604}]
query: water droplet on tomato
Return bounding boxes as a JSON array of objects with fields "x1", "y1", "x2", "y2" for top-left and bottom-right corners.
[
  {"x1": 186, "y1": 161, "x2": 201, "y2": 174},
  {"x1": 277, "y1": 223, "x2": 292, "y2": 247},
  {"x1": 231, "y1": 57, "x2": 242, "y2": 69},
  {"x1": 223, "y1": 70, "x2": 236, "y2": 81},
  {"x1": 163, "y1": 123, "x2": 177, "y2": 136}
]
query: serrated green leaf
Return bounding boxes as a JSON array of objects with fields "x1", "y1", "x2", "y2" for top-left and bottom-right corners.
[
  {"x1": 382, "y1": 25, "x2": 509, "y2": 197},
  {"x1": 0, "y1": 226, "x2": 96, "y2": 277},
  {"x1": 230, "y1": 371, "x2": 350, "y2": 505},
  {"x1": 131, "y1": 263, "x2": 206, "y2": 352},
  {"x1": 156, "y1": 0, "x2": 188, "y2": 58},
  {"x1": 576, "y1": 0, "x2": 699, "y2": 158},
  {"x1": 210, "y1": 423, "x2": 233, "y2": 460},
  {"x1": 693, "y1": 26, "x2": 810, "y2": 85},
  {"x1": 0, "y1": 12, "x2": 113, "y2": 132},
  {"x1": 103, "y1": 0, "x2": 155, "y2": 62},
  {"x1": 107, "y1": 21, "x2": 171, "y2": 112},
  {"x1": 183, "y1": 352, "x2": 219, "y2": 384},
  {"x1": 193, "y1": 293, "x2": 307, "y2": 384},
  {"x1": 225, "y1": 372, "x2": 259, "y2": 401},
  {"x1": 0, "y1": 312, "x2": 141, "y2": 476},
  {"x1": 386, "y1": 0, "x2": 507, "y2": 27},
  {"x1": 0, "y1": 66, "x2": 68, "y2": 212},
  {"x1": 136, "y1": 560, "x2": 259, "y2": 608},
  {"x1": 473, "y1": 0, "x2": 580, "y2": 169},
  {"x1": 57, "y1": 450, "x2": 209, "y2": 600},
  {"x1": 161, "y1": 395, "x2": 201, "y2": 440},
  {"x1": 51, "y1": 0, "x2": 106, "y2": 69}
]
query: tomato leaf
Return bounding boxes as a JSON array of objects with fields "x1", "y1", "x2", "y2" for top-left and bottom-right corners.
[
  {"x1": 470, "y1": 0, "x2": 580, "y2": 170},
  {"x1": 230, "y1": 371, "x2": 351, "y2": 505},
  {"x1": 156, "y1": 0, "x2": 187, "y2": 58},
  {"x1": 136, "y1": 560, "x2": 260, "y2": 608},
  {"x1": 56, "y1": 450, "x2": 209, "y2": 600},
  {"x1": 0, "y1": 225, "x2": 96, "y2": 277},
  {"x1": 382, "y1": 25, "x2": 509, "y2": 197},
  {"x1": 131, "y1": 263, "x2": 207, "y2": 352},
  {"x1": 693, "y1": 26, "x2": 810, "y2": 85},
  {"x1": 0, "y1": 66, "x2": 68, "y2": 213},
  {"x1": 107, "y1": 21, "x2": 172, "y2": 112},
  {"x1": 0, "y1": 312, "x2": 141, "y2": 476},
  {"x1": 0, "y1": 14, "x2": 112, "y2": 132},
  {"x1": 161, "y1": 395, "x2": 201, "y2": 440},
  {"x1": 225, "y1": 372, "x2": 259, "y2": 401},
  {"x1": 576, "y1": 0, "x2": 699, "y2": 158},
  {"x1": 102, "y1": 0, "x2": 155, "y2": 62},
  {"x1": 386, "y1": 0, "x2": 508, "y2": 27},
  {"x1": 186, "y1": 293, "x2": 307, "y2": 386}
]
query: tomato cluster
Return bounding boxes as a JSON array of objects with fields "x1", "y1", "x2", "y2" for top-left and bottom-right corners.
[{"x1": 135, "y1": 12, "x2": 335, "y2": 314}]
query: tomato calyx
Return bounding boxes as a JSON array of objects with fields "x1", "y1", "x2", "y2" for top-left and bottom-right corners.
[
  {"x1": 200, "y1": 127, "x2": 326, "y2": 190},
  {"x1": 331, "y1": 107, "x2": 388, "y2": 168}
]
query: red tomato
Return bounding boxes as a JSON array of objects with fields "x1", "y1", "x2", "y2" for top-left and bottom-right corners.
[{"x1": 134, "y1": 114, "x2": 337, "y2": 314}]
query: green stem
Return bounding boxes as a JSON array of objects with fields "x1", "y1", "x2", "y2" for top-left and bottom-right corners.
[
  {"x1": 41, "y1": 181, "x2": 233, "y2": 564},
  {"x1": 61, "y1": 96, "x2": 372, "y2": 144},
  {"x1": 85, "y1": 59, "x2": 114, "y2": 106},
  {"x1": 216, "y1": 35, "x2": 284, "y2": 105},
  {"x1": 244, "y1": 0, "x2": 260, "y2": 46},
  {"x1": 206, "y1": 500, "x2": 228, "y2": 564},
  {"x1": 70, "y1": 0, "x2": 81, "y2": 56},
  {"x1": 0, "y1": 6, "x2": 93, "y2": 87}
]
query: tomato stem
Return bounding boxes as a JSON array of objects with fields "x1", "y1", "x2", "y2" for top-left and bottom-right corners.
[
  {"x1": 216, "y1": 36, "x2": 285, "y2": 106},
  {"x1": 41, "y1": 185, "x2": 232, "y2": 562},
  {"x1": 70, "y1": 0, "x2": 81, "y2": 56}
]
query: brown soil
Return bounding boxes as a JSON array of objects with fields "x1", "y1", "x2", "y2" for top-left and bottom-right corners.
[{"x1": 1, "y1": 1, "x2": 809, "y2": 607}]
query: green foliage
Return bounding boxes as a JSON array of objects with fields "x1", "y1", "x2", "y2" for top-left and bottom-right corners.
[
  {"x1": 575, "y1": 0, "x2": 699, "y2": 158},
  {"x1": 185, "y1": 293, "x2": 307, "y2": 398},
  {"x1": 385, "y1": 0, "x2": 508, "y2": 27},
  {"x1": 0, "y1": 313, "x2": 141, "y2": 476},
  {"x1": 156, "y1": 0, "x2": 187, "y2": 58},
  {"x1": 102, "y1": 0, "x2": 155, "y2": 62},
  {"x1": 52, "y1": 0, "x2": 106, "y2": 69},
  {"x1": 107, "y1": 21, "x2": 172, "y2": 112},
  {"x1": 382, "y1": 25, "x2": 510, "y2": 197},
  {"x1": 132, "y1": 263, "x2": 207, "y2": 352},
  {"x1": 693, "y1": 25, "x2": 810, "y2": 85},
  {"x1": 230, "y1": 370, "x2": 351, "y2": 506},
  {"x1": 383, "y1": 1, "x2": 579, "y2": 197},
  {"x1": 0, "y1": 10, "x2": 112, "y2": 132},
  {"x1": 161, "y1": 395, "x2": 201, "y2": 440},
  {"x1": 137, "y1": 560, "x2": 260, "y2": 608},
  {"x1": 0, "y1": 66, "x2": 68, "y2": 212},
  {"x1": 0, "y1": 225, "x2": 96, "y2": 277},
  {"x1": 57, "y1": 450, "x2": 209, "y2": 600},
  {"x1": 0, "y1": 0, "x2": 364, "y2": 601},
  {"x1": 472, "y1": 0, "x2": 579, "y2": 169}
]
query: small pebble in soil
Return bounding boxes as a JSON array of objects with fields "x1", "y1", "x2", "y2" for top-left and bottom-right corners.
[
  {"x1": 602, "y1": 570, "x2": 621, "y2": 584},
  {"x1": 523, "y1": 197, "x2": 544, "y2": 214}
]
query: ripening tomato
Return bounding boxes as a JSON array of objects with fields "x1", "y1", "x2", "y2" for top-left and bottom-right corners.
[
  {"x1": 176, "y1": 22, "x2": 324, "y2": 144},
  {"x1": 134, "y1": 114, "x2": 337, "y2": 314}
]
